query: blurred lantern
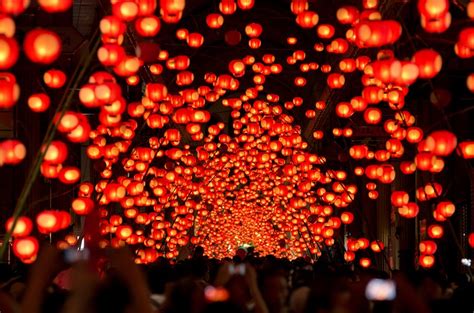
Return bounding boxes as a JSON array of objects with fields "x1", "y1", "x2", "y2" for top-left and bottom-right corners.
[
  {"x1": 13, "y1": 237, "x2": 38, "y2": 261},
  {"x1": 457, "y1": 141, "x2": 474, "y2": 159},
  {"x1": 42, "y1": 141, "x2": 68, "y2": 164},
  {"x1": 58, "y1": 166, "x2": 81, "y2": 184},
  {"x1": 206, "y1": 13, "x2": 224, "y2": 29},
  {"x1": 1, "y1": 139, "x2": 26, "y2": 165},
  {"x1": 398, "y1": 202, "x2": 419, "y2": 218},
  {"x1": 425, "y1": 130, "x2": 457, "y2": 156},
  {"x1": 135, "y1": 16, "x2": 161, "y2": 37},
  {"x1": 427, "y1": 224, "x2": 444, "y2": 239},
  {"x1": 28, "y1": 93, "x2": 50, "y2": 112},
  {"x1": 43, "y1": 69, "x2": 66, "y2": 88},
  {"x1": 419, "y1": 254, "x2": 435, "y2": 268},
  {"x1": 436, "y1": 201, "x2": 455, "y2": 218},
  {"x1": 419, "y1": 240, "x2": 437, "y2": 255},
  {"x1": 296, "y1": 11, "x2": 319, "y2": 28},
  {"x1": 5, "y1": 216, "x2": 33, "y2": 237},
  {"x1": 359, "y1": 257, "x2": 371, "y2": 268},
  {"x1": 23, "y1": 29, "x2": 62, "y2": 64},
  {"x1": 0, "y1": 36, "x2": 18, "y2": 69},
  {"x1": 0, "y1": 72, "x2": 20, "y2": 108},
  {"x1": 412, "y1": 49, "x2": 442, "y2": 79},
  {"x1": 38, "y1": 0, "x2": 73, "y2": 12}
]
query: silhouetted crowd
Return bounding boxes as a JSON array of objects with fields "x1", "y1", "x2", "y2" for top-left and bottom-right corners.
[{"x1": 0, "y1": 245, "x2": 473, "y2": 313}]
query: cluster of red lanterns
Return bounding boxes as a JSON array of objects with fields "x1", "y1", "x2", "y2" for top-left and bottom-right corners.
[{"x1": 0, "y1": 0, "x2": 472, "y2": 266}]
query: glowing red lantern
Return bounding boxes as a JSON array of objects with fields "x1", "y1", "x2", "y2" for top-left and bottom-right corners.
[
  {"x1": 219, "y1": 0, "x2": 237, "y2": 15},
  {"x1": 398, "y1": 202, "x2": 419, "y2": 218},
  {"x1": 43, "y1": 69, "x2": 66, "y2": 88},
  {"x1": 412, "y1": 49, "x2": 442, "y2": 79},
  {"x1": 116, "y1": 225, "x2": 133, "y2": 240},
  {"x1": 23, "y1": 29, "x2": 62, "y2": 64},
  {"x1": 38, "y1": 0, "x2": 73, "y2": 12},
  {"x1": 457, "y1": 141, "x2": 474, "y2": 159},
  {"x1": 135, "y1": 16, "x2": 161, "y2": 37},
  {"x1": 5, "y1": 216, "x2": 33, "y2": 237},
  {"x1": 419, "y1": 254, "x2": 435, "y2": 268},
  {"x1": 0, "y1": 72, "x2": 19, "y2": 108},
  {"x1": 42, "y1": 141, "x2": 68, "y2": 164},
  {"x1": 58, "y1": 166, "x2": 81, "y2": 184},
  {"x1": 0, "y1": 36, "x2": 18, "y2": 69},
  {"x1": 436, "y1": 201, "x2": 455, "y2": 218},
  {"x1": 206, "y1": 13, "x2": 224, "y2": 29},
  {"x1": 327, "y1": 73, "x2": 345, "y2": 89},
  {"x1": 28, "y1": 93, "x2": 50, "y2": 112},
  {"x1": 419, "y1": 240, "x2": 437, "y2": 255},
  {"x1": 426, "y1": 130, "x2": 457, "y2": 156},
  {"x1": 13, "y1": 237, "x2": 38, "y2": 261},
  {"x1": 363, "y1": 107, "x2": 382, "y2": 124},
  {"x1": 1, "y1": 139, "x2": 26, "y2": 165},
  {"x1": 360, "y1": 257, "x2": 371, "y2": 268},
  {"x1": 391, "y1": 191, "x2": 409, "y2": 207},
  {"x1": 469, "y1": 233, "x2": 474, "y2": 248},
  {"x1": 71, "y1": 197, "x2": 94, "y2": 215},
  {"x1": 428, "y1": 224, "x2": 444, "y2": 239},
  {"x1": 296, "y1": 11, "x2": 319, "y2": 28},
  {"x1": 0, "y1": 0, "x2": 30, "y2": 15}
]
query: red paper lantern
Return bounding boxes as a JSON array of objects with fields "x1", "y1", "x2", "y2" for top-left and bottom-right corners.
[
  {"x1": 412, "y1": 49, "x2": 442, "y2": 79},
  {"x1": 13, "y1": 237, "x2": 39, "y2": 261},
  {"x1": 5, "y1": 216, "x2": 33, "y2": 237},
  {"x1": 0, "y1": 36, "x2": 18, "y2": 69},
  {"x1": 23, "y1": 29, "x2": 62, "y2": 64},
  {"x1": 38, "y1": 0, "x2": 73, "y2": 12}
]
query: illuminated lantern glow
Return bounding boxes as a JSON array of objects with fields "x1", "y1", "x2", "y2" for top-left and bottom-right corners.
[
  {"x1": 23, "y1": 29, "x2": 62, "y2": 64},
  {"x1": 398, "y1": 202, "x2": 419, "y2": 218},
  {"x1": 206, "y1": 13, "x2": 224, "y2": 29},
  {"x1": 391, "y1": 191, "x2": 409, "y2": 207},
  {"x1": 317, "y1": 24, "x2": 335, "y2": 39},
  {"x1": 363, "y1": 107, "x2": 382, "y2": 124},
  {"x1": 38, "y1": 0, "x2": 73, "y2": 12},
  {"x1": 340, "y1": 212, "x2": 354, "y2": 224},
  {"x1": 418, "y1": 0, "x2": 449, "y2": 19},
  {"x1": 436, "y1": 201, "x2": 455, "y2": 218},
  {"x1": 13, "y1": 237, "x2": 38, "y2": 261},
  {"x1": 219, "y1": 0, "x2": 237, "y2": 15},
  {"x1": 296, "y1": 11, "x2": 319, "y2": 28},
  {"x1": 28, "y1": 93, "x2": 50, "y2": 112},
  {"x1": 327, "y1": 73, "x2": 345, "y2": 89},
  {"x1": 42, "y1": 141, "x2": 68, "y2": 164},
  {"x1": 419, "y1": 254, "x2": 435, "y2": 268},
  {"x1": 370, "y1": 240, "x2": 384, "y2": 252},
  {"x1": 1, "y1": 139, "x2": 26, "y2": 165},
  {"x1": 0, "y1": 35, "x2": 18, "y2": 69},
  {"x1": 359, "y1": 257, "x2": 371, "y2": 268},
  {"x1": 58, "y1": 166, "x2": 81, "y2": 184},
  {"x1": 354, "y1": 20, "x2": 402, "y2": 47},
  {"x1": 469, "y1": 233, "x2": 474, "y2": 248},
  {"x1": 5, "y1": 216, "x2": 33, "y2": 237},
  {"x1": 425, "y1": 130, "x2": 457, "y2": 156},
  {"x1": 187, "y1": 33, "x2": 204, "y2": 48},
  {"x1": 237, "y1": 0, "x2": 254, "y2": 10},
  {"x1": 0, "y1": 72, "x2": 20, "y2": 108},
  {"x1": 336, "y1": 6, "x2": 359, "y2": 24},
  {"x1": 0, "y1": 0, "x2": 30, "y2": 15},
  {"x1": 112, "y1": 1, "x2": 139, "y2": 22},
  {"x1": 457, "y1": 141, "x2": 474, "y2": 159},
  {"x1": 71, "y1": 197, "x2": 94, "y2": 215},
  {"x1": 427, "y1": 224, "x2": 444, "y2": 239},
  {"x1": 412, "y1": 49, "x2": 442, "y2": 79},
  {"x1": 43, "y1": 69, "x2": 66, "y2": 88},
  {"x1": 135, "y1": 16, "x2": 161, "y2": 37},
  {"x1": 419, "y1": 240, "x2": 437, "y2": 255},
  {"x1": 116, "y1": 225, "x2": 133, "y2": 240}
]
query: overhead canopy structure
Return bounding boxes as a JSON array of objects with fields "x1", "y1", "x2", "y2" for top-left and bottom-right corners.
[{"x1": 1, "y1": 0, "x2": 474, "y2": 270}]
